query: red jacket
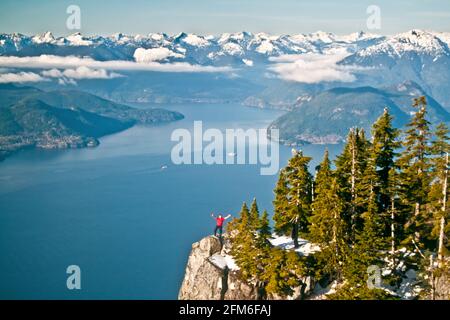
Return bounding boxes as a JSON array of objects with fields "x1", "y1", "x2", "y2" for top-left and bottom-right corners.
[{"x1": 216, "y1": 217, "x2": 225, "y2": 227}]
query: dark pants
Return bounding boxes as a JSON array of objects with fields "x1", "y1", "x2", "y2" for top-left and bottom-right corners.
[{"x1": 214, "y1": 225, "x2": 223, "y2": 236}]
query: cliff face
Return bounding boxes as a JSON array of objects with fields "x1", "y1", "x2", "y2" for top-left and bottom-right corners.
[
  {"x1": 178, "y1": 235, "x2": 314, "y2": 300},
  {"x1": 178, "y1": 236, "x2": 257, "y2": 300}
]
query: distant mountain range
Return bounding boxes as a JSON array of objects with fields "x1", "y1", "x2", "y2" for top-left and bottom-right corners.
[
  {"x1": 1, "y1": 29, "x2": 450, "y2": 148},
  {"x1": 1, "y1": 29, "x2": 450, "y2": 109},
  {"x1": 0, "y1": 84, "x2": 183, "y2": 161},
  {"x1": 0, "y1": 30, "x2": 385, "y2": 62},
  {"x1": 269, "y1": 81, "x2": 450, "y2": 145}
]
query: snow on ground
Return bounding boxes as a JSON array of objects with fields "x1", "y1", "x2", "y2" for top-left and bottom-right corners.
[
  {"x1": 224, "y1": 254, "x2": 239, "y2": 270},
  {"x1": 208, "y1": 235, "x2": 319, "y2": 275},
  {"x1": 269, "y1": 235, "x2": 320, "y2": 256},
  {"x1": 209, "y1": 253, "x2": 240, "y2": 271}
]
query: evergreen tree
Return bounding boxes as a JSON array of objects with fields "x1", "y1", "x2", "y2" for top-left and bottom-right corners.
[
  {"x1": 428, "y1": 123, "x2": 449, "y2": 263},
  {"x1": 273, "y1": 169, "x2": 289, "y2": 234},
  {"x1": 228, "y1": 200, "x2": 273, "y2": 295},
  {"x1": 371, "y1": 108, "x2": 400, "y2": 214},
  {"x1": 273, "y1": 150, "x2": 312, "y2": 248},
  {"x1": 397, "y1": 96, "x2": 432, "y2": 248},
  {"x1": 309, "y1": 151, "x2": 348, "y2": 281},
  {"x1": 249, "y1": 198, "x2": 261, "y2": 230},
  {"x1": 258, "y1": 210, "x2": 272, "y2": 243},
  {"x1": 228, "y1": 202, "x2": 257, "y2": 280},
  {"x1": 335, "y1": 128, "x2": 370, "y2": 241},
  {"x1": 263, "y1": 248, "x2": 304, "y2": 298},
  {"x1": 340, "y1": 168, "x2": 389, "y2": 298},
  {"x1": 313, "y1": 149, "x2": 332, "y2": 196}
]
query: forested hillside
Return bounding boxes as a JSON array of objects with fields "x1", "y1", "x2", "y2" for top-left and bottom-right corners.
[{"x1": 226, "y1": 96, "x2": 449, "y2": 299}]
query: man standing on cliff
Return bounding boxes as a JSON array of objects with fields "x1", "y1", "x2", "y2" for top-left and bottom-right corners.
[{"x1": 211, "y1": 213, "x2": 231, "y2": 237}]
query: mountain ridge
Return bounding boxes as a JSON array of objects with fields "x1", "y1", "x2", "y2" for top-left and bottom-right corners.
[
  {"x1": 269, "y1": 81, "x2": 450, "y2": 145},
  {"x1": 0, "y1": 84, "x2": 184, "y2": 161}
]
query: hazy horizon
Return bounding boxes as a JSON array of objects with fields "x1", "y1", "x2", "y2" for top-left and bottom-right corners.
[{"x1": 0, "y1": 0, "x2": 449, "y2": 36}]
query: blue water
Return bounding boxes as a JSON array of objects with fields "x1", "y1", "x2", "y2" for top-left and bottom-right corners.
[{"x1": 0, "y1": 103, "x2": 342, "y2": 299}]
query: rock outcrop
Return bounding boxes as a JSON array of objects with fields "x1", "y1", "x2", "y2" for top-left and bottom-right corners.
[
  {"x1": 178, "y1": 236, "x2": 257, "y2": 300},
  {"x1": 434, "y1": 264, "x2": 450, "y2": 300},
  {"x1": 178, "y1": 235, "x2": 315, "y2": 300}
]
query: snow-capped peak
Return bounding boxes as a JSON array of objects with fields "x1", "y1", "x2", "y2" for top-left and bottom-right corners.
[
  {"x1": 181, "y1": 33, "x2": 210, "y2": 47},
  {"x1": 308, "y1": 31, "x2": 335, "y2": 44},
  {"x1": 335, "y1": 31, "x2": 381, "y2": 43},
  {"x1": 32, "y1": 31, "x2": 55, "y2": 44},
  {"x1": 66, "y1": 32, "x2": 93, "y2": 46},
  {"x1": 357, "y1": 29, "x2": 449, "y2": 58}
]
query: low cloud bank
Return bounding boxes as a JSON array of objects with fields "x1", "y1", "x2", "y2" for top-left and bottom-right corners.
[
  {"x1": 42, "y1": 66, "x2": 122, "y2": 80},
  {"x1": 0, "y1": 54, "x2": 231, "y2": 73},
  {"x1": 268, "y1": 53, "x2": 362, "y2": 84},
  {"x1": 0, "y1": 71, "x2": 46, "y2": 83}
]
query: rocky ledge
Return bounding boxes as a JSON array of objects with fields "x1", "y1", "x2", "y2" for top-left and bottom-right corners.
[{"x1": 178, "y1": 235, "x2": 314, "y2": 300}]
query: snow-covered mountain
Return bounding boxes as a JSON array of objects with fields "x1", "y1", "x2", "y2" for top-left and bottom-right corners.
[
  {"x1": 1, "y1": 30, "x2": 450, "y2": 109},
  {"x1": 342, "y1": 30, "x2": 450, "y2": 110},
  {"x1": 344, "y1": 30, "x2": 449, "y2": 62},
  {"x1": 0, "y1": 30, "x2": 386, "y2": 65},
  {"x1": 3, "y1": 29, "x2": 450, "y2": 64}
]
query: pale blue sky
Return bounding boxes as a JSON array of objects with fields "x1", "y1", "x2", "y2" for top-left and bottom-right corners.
[{"x1": 0, "y1": 0, "x2": 449, "y2": 36}]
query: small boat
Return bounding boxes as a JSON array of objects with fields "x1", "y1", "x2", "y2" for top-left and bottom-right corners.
[
  {"x1": 161, "y1": 165, "x2": 168, "y2": 170},
  {"x1": 227, "y1": 152, "x2": 236, "y2": 157}
]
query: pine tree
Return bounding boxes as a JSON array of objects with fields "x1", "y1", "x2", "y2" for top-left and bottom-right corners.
[
  {"x1": 273, "y1": 150, "x2": 312, "y2": 248},
  {"x1": 258, "y1": 210, "x2": 272, "y2": 243},
  {"x1": 228, "y1": 200, "x2": 274, "y2": 295},
  {"x1": 335, "y1": 128, "x2": 370, "y2": 241},
  {"x1": 228, "y1": 202, "x2": 257, "y2": 280},
  {"x1": 340, "y1": 172, "x2": 389, "y2": 298},
  {"x1": 371, "y1": 108, "x2": 400, "y2": 214},
  {"x1": 249, "y1": 198, "x2": 261, "y2": 230},
  {"x1": 429, "y1": 123, "x2": 449, "y2": 264},
  {"x1": 397, "y1": 96, "x2": 432, "y2": 248},
  {"x1": 273, "y1": 169, "x2": 289, "y2": 234},
  {"x1": 263, "y1": 248, "x2": 304, "y2": 298},
  {"x1": 313, "y1": 149, "x2": 332, "y2": 196},
  {"x1": 309, "y1": 150, "x2": 348, "y2": 281}
]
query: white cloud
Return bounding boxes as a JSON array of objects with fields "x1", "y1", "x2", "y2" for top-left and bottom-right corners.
[
  {"x1": 268, "y1": 53, "x2": 360, "y2": 84},
  {"x1": 41, "y1": 68, "x2": 64, "y2": 78},
  {"x1": 133, "y1": 47, "x2": 184, "y2": 62},
  {"x1": 0, "y1": 71, "x2": 46, "y2": 83},
  {"x1": 58, "y1": 78, "x2": 77, "y2": 86},
  {"x1": 42, "y1": 66, "x2": 122, "y2": 80},
  {"x1": 0, "y1": 55, "x2": 231, "y2": 73}
]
